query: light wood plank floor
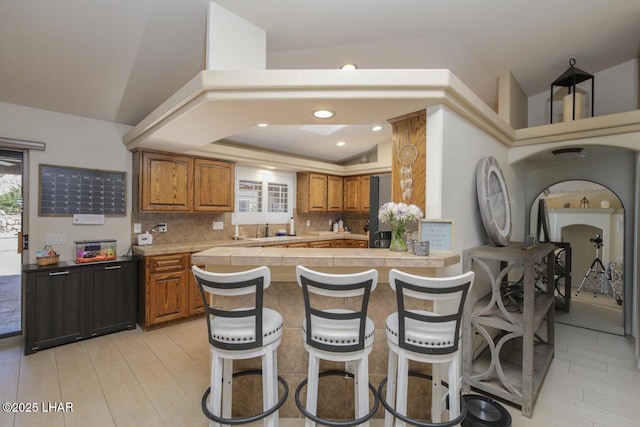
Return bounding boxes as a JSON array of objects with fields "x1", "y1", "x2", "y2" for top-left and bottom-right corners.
[{"x1": 1, "y1": 319, "x2": 639, "y2": 427}]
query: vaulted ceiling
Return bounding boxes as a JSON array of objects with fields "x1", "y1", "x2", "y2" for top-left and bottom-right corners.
[{"x1": 1, "y1": 0, "x2": 639, "y2": 162}]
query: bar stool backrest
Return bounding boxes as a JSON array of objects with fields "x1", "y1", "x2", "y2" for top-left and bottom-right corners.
[
  {"x1": 296, "y1": 265, "x2": 378, "y2": 353},
  {"x1": 192, "y1": 265, "x2": 271, "y2": 351},
  {"x1": 389, "y1": 269, "x2": 474, "y2": 355}
]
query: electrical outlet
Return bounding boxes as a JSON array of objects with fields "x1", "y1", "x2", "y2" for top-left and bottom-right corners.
[
  {"x1": 133, "y1": 223, "x2": 142, "y2": 233},
  {"x1": 158, "y1": 223, "x2": 167, "y2": 232},
  {"x1": 306, "y1": 220, "x2": 311, "y2": 227},
  {"x1": 212, "y1": 221, "x2": 224, "y2": 230},
  {"x1": 45, "y1": 234, "x2": 66, "y2": 245}
]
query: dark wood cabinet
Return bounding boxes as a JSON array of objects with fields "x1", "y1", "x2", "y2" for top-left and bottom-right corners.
[
  {"x1": 87, "y1": 262, "x2": 137, "y2": 336},
  {"x1": 24, "y1": 259, "x2": 137, "y2": 355}
]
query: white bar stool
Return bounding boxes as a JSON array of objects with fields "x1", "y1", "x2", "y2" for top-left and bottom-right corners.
[
  {"x1": 379, "y1": 269, "x2": 474, "y2": 427},
  {"x1": 192, "y1": 265, "x2": 288, "y2": 427},
  {"x1": 295, "y1": 265, "x2": 380, "y2": 427}
]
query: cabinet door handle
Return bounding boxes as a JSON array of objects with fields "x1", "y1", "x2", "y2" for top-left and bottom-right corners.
[
  {"x1": 49, "y1": 271, "x2": 70, "y2": 276},
  {"x1": 104, "y1": 265, "x2": 122, "y2": 270}
]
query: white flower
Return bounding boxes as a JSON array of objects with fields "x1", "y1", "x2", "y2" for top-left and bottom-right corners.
[{"x1": 378, "y1": 202, "x2": 423, "y2": 226}]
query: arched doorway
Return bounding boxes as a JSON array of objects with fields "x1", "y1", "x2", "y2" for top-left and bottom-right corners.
[{"x1": 530, "y1": 180, "x2": 624, "y2": 335}]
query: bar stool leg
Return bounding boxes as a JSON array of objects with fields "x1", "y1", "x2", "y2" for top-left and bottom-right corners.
[
  {"x1": 305, "y1": 353, "x2": 320, "y2": 427},
  {"x1": 431, "y1": 363, "x2": 442, "y2": 423},
  {"x1": 384, "y1": 350, "x2": 398, "y2": 427},
  {"x1": 262, "y1": 348, "x2": 278, "y2": 427},
  {"x1": 210, "y1": 352, "x2": 224, "y2": 427},
  {"x1": 355, "y1": 358, "x2": 370, "y2": 427},
  {"x1": 448, "y1": 353, "x2": 461, "y2": 421},
  {"x1": 222, "y1": 359, "x2": 233, "y2": 421},
  {"x1": 395, "y1": 352, "x2": 409, "y2": 427}
]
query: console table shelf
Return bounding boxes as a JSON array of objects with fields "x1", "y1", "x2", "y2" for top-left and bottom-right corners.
[{"x1": 463, "y1": 242, "x2": 555, "y2": 418}]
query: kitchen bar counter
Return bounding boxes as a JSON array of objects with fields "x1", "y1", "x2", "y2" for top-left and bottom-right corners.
[
  {"x1": 131, "y1": 232, "x2": 368, "y2": 257},
  {"x1": 192, "y1": 246, "x2": 459, "y2": 270},
  {"x1": 192, "y1": 245, "x2": 460, "y2": 419}
]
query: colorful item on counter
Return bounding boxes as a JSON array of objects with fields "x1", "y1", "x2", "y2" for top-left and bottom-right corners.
[
  {"x1": 74, "y1": 240, "x2": 117, "y2": 263},
  {"x1": 36, "y1": 245, "x2": 60, "y2": 266}
]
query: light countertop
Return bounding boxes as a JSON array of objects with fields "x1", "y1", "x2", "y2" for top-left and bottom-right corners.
[
  {"x1": 131, "y1": 232, "x2": 368, "y2": 257},
  {"x1": 192, "y1": 246, "x2": 459, "y2": 270}
]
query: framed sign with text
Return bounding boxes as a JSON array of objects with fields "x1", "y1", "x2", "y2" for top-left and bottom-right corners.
[{"x1": 418, "y1": 219, "x2": 454, "y2": 251}]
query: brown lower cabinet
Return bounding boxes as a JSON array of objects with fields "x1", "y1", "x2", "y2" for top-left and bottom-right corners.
[
  {"x1": 333, "y1": 239, "x2": 367, "y2": 248},
  {"x1": 24, "y1": 258, "x2": 137, "y2": 355},
  {"x1": 137, "y1": 253, "x2": 204, "y2": 329},
  {"x1": 308, "y1": 240, "x2": 334, "y2": 248},
  {"x1": 137, "y1": 240, "x2": 369, "y2": 329}
]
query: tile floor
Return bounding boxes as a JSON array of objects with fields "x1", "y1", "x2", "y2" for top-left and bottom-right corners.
[
  {"x1": 1, "y1": 317, "x2": 639, "y2": 427},
  {"x1": 0, "y1": 274, "x2": 20, "y2": 337},
  {"x1": 555, "y1": 286, "x2": 624, "y2": 336}
]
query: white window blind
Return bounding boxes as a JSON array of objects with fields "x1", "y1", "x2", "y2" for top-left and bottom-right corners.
[
  {"x1": 238, "y1": 179, "x2": 262, "y2": 213},
  {"x1": 233, "y1": 166, "x2": 294, "y2": 225}
]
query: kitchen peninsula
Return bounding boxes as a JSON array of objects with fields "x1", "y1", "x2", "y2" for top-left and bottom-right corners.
[
  {"x1": 190, "y1": 246, "x2": 459, "y2": 419},
  {"x1": 191, "y1": 246, "x2": 459, "y2": 279}
]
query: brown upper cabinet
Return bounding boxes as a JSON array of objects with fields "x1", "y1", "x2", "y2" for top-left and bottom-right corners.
[
  {"x1": 138, "y1": 151, "x2": 193, "y2": 211},
  {"x1": 343, "y1": 174, "x2": 370, "y2": 213},
  {"x1": 194, "y1": 159, "x2": 235, "y2": 212},
  {"x1": 298, "y1": 172, "x2": 372, "y2": 213},
  {"x1": 297, "y1": 172, "x2": 326, "y2": 212},
  {"x1": 136, "y1": 150, "x2": 234, "y2": 212},
  {"x1": 297, "y1": 172, "x2": 344, "y2": 213},
  {"x1": 359, "y1": 175, "x2": 371, "y2": 213},
  {"x1": 327, "y1": 175, "x2": 343, "y2": 212},
  {"x1": 343, "y1": 176, "x2": 360, "y2": 212}
]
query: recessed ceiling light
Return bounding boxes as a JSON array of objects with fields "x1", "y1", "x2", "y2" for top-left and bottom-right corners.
[
  {"x1": 313, "y1": 109, "x2": 335, "y2": 119},
  {"x1": 336, "y1": 141, "x2": 346, "y2": 147},
  {"x1": 257, "y1": 123, "x2": 268, "y2": 127},
  {"x1": 372, "y1": 125, "x2": 382, "y2": 131},
  {"x1": 341, "y1": 63, "x2": 357, "y2": 70}
]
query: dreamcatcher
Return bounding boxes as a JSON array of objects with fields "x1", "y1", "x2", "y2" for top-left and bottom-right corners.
[{"x1": 397, "y1": 130, "x2": 417, "y2": 202}]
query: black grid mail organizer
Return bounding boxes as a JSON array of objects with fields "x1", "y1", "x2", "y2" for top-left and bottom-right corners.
[{"x1": 39, "y1": 164, "x2": 126, "y2": 216}]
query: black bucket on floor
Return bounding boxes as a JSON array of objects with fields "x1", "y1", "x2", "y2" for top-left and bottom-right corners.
[{"x1": 461, "y1": 395, "x2": 512, "y2": 427}]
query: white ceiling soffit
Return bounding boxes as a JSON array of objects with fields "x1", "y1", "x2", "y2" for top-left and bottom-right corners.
[{"x1": 123, "y1": 68, "x2": 514, "y2": 156}]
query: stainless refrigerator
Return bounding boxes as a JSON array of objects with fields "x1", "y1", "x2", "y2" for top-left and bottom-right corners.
[{"x1": 368, "y1": 173, "x2": 392, "y2": 248}]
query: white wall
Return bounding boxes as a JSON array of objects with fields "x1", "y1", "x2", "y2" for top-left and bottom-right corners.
[
  {"x1": 426, "y1": 105, "x2": 521, "y2": 275},
  {"x1": 528, "y1": 59, "x2": 639, "y2": 127},
  {"x1": 0, "y1": 102, "x2": 133, "y2": 263}
]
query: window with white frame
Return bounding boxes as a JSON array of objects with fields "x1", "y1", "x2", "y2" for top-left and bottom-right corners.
[{"x1": 233, "y1": 166, "x2": 294, "y2": 225}]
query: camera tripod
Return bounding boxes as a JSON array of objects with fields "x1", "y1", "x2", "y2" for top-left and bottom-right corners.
[{"x1": 575, "y1": 241, "x2": 608, "y2": 297}]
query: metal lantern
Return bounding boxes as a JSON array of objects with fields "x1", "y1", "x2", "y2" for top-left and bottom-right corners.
[
  {"x1": 550, "y1": 58, "x2": 594, "y2": 123},
  {"x1": 580, "y1": 197, "x2": 589, "y2": 208}
]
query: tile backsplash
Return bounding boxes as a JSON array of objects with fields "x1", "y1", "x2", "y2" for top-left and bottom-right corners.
[{"x1": 132, "y1": 210, "x2": 369, "y2": 244}]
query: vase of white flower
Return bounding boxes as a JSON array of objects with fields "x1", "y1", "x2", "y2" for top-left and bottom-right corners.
[
  {"x1": 390, "y1": 221, "x2": 408, "y2": 251},
  {"x1": 378, "y1": 202, "x2": 424, "y2": 252}
]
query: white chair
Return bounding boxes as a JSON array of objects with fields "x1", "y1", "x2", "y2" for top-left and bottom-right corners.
[
  {"x1": 295, "y1": 265, "x2": 379, "y2": 427},
  {"x1": 379, "y1": 269, "x2": 474, "y2": 427},
  {"x1": 192, "y1": 265, "x2": 288, "y2": 427}
]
